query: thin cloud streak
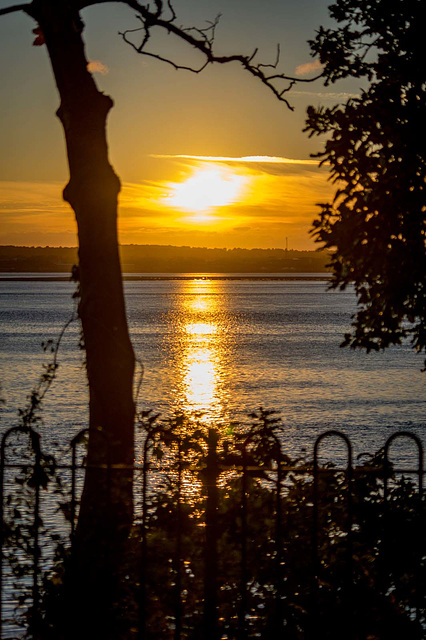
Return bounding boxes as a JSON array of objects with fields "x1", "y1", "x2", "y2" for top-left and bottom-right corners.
[
  {"x1": 292, "y1": 90, "x2": 359, "y2": 99},
  {"x1": 152, "y1": 154, "x2": 319, "y2": 165}
]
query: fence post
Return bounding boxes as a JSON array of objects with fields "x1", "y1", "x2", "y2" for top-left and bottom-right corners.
[
  {"x1": 138, "y1": 427, "x2": 155, "y2": 640},
  {"x1": 238, "y1": 443, "x2": 248, "y2": 640},
  {"x1": 203, "y1": 428, "x2": 219, "y2": 640},
  {"x1": 0, "y1": 427, "x2": 44, "y2": 640},
  {"x1": 174, "y1": 438, "x2": 183, "y2": 640},
  {"x1": 274, "y1": 450, "x2": 283, "y2": 634},
  {"x1": 310, "y1": 438, "x2": 319, "y2": 640},
  {"x1": 0, "y1": 431, "x2": 6, "y2": 640},
  {"x1": 384, "y1": 432, "x2": 424, "y2": 622},
  {"x1": 31, "y1": 434, "x2": 42, "y2": 640},
  {"x1": 312, "y1": 431, "x2": 353, "y2": 640},
  {"x1": 70, "y1": 429, "x2": 89, "y2": 540}
]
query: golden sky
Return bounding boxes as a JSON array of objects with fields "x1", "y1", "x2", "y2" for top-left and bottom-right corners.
[
  {"x1": 118, "y1": 155, "x2": 334, "y2": 250},
  {"x1": 0, "y1": 0, "x2": 355, "y2": 250},
  {"x1": 0, "y1": 155, "x2": 333, "y2": 249}
]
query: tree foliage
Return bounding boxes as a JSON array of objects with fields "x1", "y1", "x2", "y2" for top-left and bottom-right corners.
[
  {"x1": 3, "y1": 409, "x2": 420, "y2": 639},
  {"x1": 305, "y1": 0, "x2": 426, "y2": 364},
  {"x1": 60, "y1": 411, "x2": 426, "y2": 637}
]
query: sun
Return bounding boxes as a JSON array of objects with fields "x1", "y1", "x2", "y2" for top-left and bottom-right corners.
[{"x1": 163, "y1": 168, "x2": 247, "y2": 216}]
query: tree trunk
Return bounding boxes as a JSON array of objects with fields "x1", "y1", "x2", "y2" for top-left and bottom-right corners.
[{"x1": 36, "y1": 1, "x2": 135, "y2": 637}]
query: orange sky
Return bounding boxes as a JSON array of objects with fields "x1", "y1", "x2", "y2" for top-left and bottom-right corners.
[
  {"x1": 0, "y1": 0, "x2": 356, "y2": 250},
  {"x1": 0, "y1": 155, "x2": 334, "y2": 250}
]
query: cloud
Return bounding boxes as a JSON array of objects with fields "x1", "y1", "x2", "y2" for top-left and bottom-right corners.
[
  {"x1": 119, "y1": 181, "x2": 174, "y2": 218},
  {"x1": 292, "y1": 90, "x2": 359, "y2": 100},
  {"x1": 0, "y1": 181, "x2": 69, "y2": 214},
  {"x1": 152, "y1": 154, "x2": 318, "y2": 166},
  {"x1": 149, "y1": 154, "x2": 328, "y2": 181},
  {"x1": 0, "y1": 181, "x2": 76, "y2": 245},
  {"x1": 87, "y1": 60, "x2": 109, "y2": 75},
  {"x1": 295, "y1": 59, "x2": 323, "y2": 76}
]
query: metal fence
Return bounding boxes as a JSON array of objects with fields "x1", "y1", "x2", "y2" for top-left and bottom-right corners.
[{"x1": 0, "y1": 424, "x2": 424, "y2": 639}]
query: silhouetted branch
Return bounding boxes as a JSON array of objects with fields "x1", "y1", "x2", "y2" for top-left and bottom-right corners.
[
  {"x1": 257, "y1": 44, "x2": 280, "y2": 70},
  {"x1": 17, "y1": 0, "x2": 320, "y2": 108},
  {"x1": 1, "y1": 0, "x2": 321, "y2": 107},
  {"x1": 0, "y1": 2, "x2": 33, "y2": 17},
  {"x1": 115, "y1": 4, "x2": 321, "y2": 110}
]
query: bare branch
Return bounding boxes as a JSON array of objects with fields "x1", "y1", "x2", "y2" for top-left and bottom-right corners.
[
  {"x1": 116, "y1": 3, "x2": 324, "y2": 110},
  {"x1": 74, "y1": 0, "x2": 135, "y2": 13},
  {"x1": 247, "y1": 48, "x2": 258, "y2": 63},
  {"x1": 0, "y1": 2, "x2": 34, "y2": 18},
  {"x1": 120, "y1": 27, "x2": 210, "y2": 73},
  {"x1": 257, "y1": 44, "x2": 281, "y2": 70},
  {"x1": 153, "y1": 0, "x2": 162, "y2": 18},
  {"x1": 77, "y1": 0, "x2": 322, "y2": 108}
]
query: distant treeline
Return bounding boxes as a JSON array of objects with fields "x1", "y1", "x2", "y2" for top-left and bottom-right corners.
[{"x1": 0, "y1": 244, "x2": 330, "y2": 273}]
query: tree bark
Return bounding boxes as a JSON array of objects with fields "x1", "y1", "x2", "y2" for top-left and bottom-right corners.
[{"x1": 35, "y1": 1, "x2": 136, "y2": 636}]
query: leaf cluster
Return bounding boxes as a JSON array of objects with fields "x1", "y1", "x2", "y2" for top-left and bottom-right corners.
[
  {"x1": 2, "y1": 410, "x2": 425, "y2": 638},
  {"x1": 305, "y1": 0, "x2": 426, "y2": 364},
  {"x1": 134, "y1": 410, "x2": 425, "y2": 638}
]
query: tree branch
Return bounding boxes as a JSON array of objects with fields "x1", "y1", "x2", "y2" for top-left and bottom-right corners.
[
  {"x1": 77, "y1": 0, "x2": 321, "y2": 110},
  {"x1": 0, "y1": 2, "x2": 34, "y2": 17}
]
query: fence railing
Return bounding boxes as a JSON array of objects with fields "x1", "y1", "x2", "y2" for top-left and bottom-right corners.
[{"x1": 0, "y1": 423, "x2": 424, "y2": 639}]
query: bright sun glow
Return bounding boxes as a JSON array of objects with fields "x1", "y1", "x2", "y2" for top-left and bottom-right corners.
[
  {"x1": 185, "y1": 322, "x2": 217, "y2": 337},
  {"x1": 164, "y1": 168, "x2": 247, "y2": 215}
]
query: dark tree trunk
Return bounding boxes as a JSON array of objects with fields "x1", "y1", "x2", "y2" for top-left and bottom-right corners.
[{"x1": 36, "y1": 1, "x2": 135, "y2": 637}]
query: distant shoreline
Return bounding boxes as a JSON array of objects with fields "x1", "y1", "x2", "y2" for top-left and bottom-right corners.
[
  {"x1": 0, "y1": 273, "x2": 331, "y2": 282},
  {"x1": 0, "y1": 244, "x2": 330, "y2": 276}
]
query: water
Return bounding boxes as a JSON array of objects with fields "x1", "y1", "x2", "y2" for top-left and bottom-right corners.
[
  {"x1": 0, "y1": 275, "x2": 425, "y2": 461},
  {"x1": 0, "y1": 274, "x2": 424, "y2": 635}
]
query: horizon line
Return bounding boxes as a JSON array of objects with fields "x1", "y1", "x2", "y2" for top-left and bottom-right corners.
[{"x1": 0, "y1": 242, "x2": 323, "y2": 252}]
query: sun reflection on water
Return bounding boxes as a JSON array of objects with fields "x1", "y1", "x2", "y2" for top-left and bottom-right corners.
[
  {"x1": 185, "y1": 322, "x2": 217, "y2": 337},
  {"x1": 183, "y1": 350, "x2": 217, "y2": 408},
  {"x1": 168, "y1": 280, "x2": 231, "y2": 421},
  {"x1": 189, "y1": 297, "x2": 209, "y2": 312}
]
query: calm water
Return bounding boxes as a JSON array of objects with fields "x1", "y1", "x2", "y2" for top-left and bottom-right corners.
[
  {"x1": 0, "y1": 275, "x2": 425, "y2": 461},
  {"x1": 1, "y1": 274, "x2": 425, "y2": 634}
]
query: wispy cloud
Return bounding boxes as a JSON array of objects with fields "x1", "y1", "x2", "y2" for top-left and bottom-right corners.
[
  {"x1": 0, "y1": 181, "x2": 69, "y2": 215},
  {"x1": 295, "y1": 59, "x2": 323, "y2": 76},
  {"x1": 0, "y1": 181, "x2": 76, "y2": 245},
  {"x1": 152, "y1": 154, "x2": 318, "y2": 166},
  {"x1": 292, "y1": 90, "x2": 359, "y2": 100}
]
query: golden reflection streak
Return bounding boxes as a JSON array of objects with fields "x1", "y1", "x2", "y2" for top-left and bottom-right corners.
[
  {"x1": 184, "y1": 351, "x2": 217, "y2": 409},
  {"x1": 185, "y1": 322, "x2": 217, "y2": 337},
  {"x1": 190, "y1": 297, "x2": 209, "y2": 312},
  {"x1": 174, "y1": 280, "x2": 225, "y2": 418}
]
